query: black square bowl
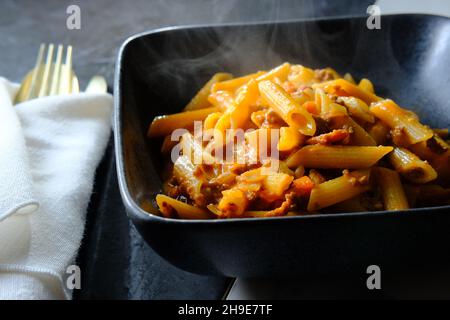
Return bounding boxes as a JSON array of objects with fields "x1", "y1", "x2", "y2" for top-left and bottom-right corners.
[{"x1": 114, "y1": 14, "x2": 450, "y2": 277}]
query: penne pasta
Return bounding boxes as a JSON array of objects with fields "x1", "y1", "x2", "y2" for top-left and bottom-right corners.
[
  {"x1": 343, "y1": 73, "x2": 356, "y2": 84},
  {"x1": 307, "y1": 169, "x2": 371, "y2": 211},
  {"x1": 368, "y1": 120, "x2": 390, "y2": 145},
  {"x1": 213, "y1": 80, "x2": 259, "y2": 145},
  {"x1": 315, "y1": 88, "x2": 347, "y2": 119},
  {"x1": 156, "y1": 194, "x2": 211, "y2": 219},
  {"x1": 403, "y1": 184, "x2": 420, "y2": 207},
  {"x1": 277, "y1": 126, "x2": 304, "y2": 151},
  {"x1": 148, "y1": 106, "x2": 219, "y2": 138},
  {"x1": 256, "y1": 62, "x2": 291, "y2": 83},
  {"x1": 203, "y1": 112, "x2": 223, "y2": 130},
  {"x1": 328, "y1": 196, "x2": 367, "y2": 213},
  {"x1": 211, "y1": 71, "x2": 265, "y2": 93},
  {"x1": 316, "y1": 78, "x2": 382, "y2": 104},
  {"x1": 184, "y1": 72, "x2": 233, "y2": 111},
  {"x1": 286, "y1": 145, "x2": 393, "y2": 169},
  {"x1": 433, "y1": 128, "x2": 448, "y2": 139},
  {"x1": 288, "y1": 65, "x2": 316, "y2": 85},
  {"x1": 370, "y1": 99, "x2": 434, "y2": 145},
  {"x1": 374, "y1": 167, "x2": 409, "y2": 211},
  {"x1": 208, "y1": 90, "x2": 235, "y2": 111},
  {"x1": 389, "y1": 147, "x2": 437, "y2": 183},
  {"x1": 409, "y1": 136, "x2": 450, "y2": 185},
  {"x1": 258, "y1": 80, "x2": 316, "y2": 136},
  {"x1": 337, "y1": 96, "x2": 375, "y2": 123},
  {"x1": 358, "y1": 78, "x2": 375, "y2": 94}
]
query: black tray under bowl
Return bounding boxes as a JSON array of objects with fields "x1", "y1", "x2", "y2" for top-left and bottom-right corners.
[{"x1": 114, "y1": 14, "x2": 450, "y2": 277}]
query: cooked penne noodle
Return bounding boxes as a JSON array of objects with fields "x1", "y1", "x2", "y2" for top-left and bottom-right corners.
[
  {"x1": 148, "y1": 106, "x2": 219, "y2": 138},
  {"x1": 370, "y1": 99, "x2": 434, "y2": 145},
  {"x1": 343, "y1": 73, "x2": 356, "y2": 84},
  {"x1": 374, "y1": 167, "x2": 409, "y2": 211},
  {"x1": 184, "y1": 73, "x2": 233, "y2": 111},
  {"x1": 213, "y1": 80, "x2": 259, "y2": 145},
  {"x1": 286, "y1": 145, "x2": 393, "y2": 169},
  {"x1": 288, "y1": 65, "x2": 316, "y2": 85},
  {"x1": 368, "y1": 120, "x2": 390, "y2": 145},
  {"x1": 409, "y1": 138, "x2": 444, "y2": 161},
  {"x1": 230, "y1": 79, "x2": 259, "y2": 127},
  {"x1": 316, "y1": 78, "x2": 382, "y2": 104},
  {"x1": 211, "y1": 71, "x2": 265, "y2": 93},
  {"x1": 316, "y1": 67, "x2": 341, "y2": 81},
  {"x1": 156, "y1": 194, "x2": 211, "y2": 219},
  {"x1": 307, "y1": 169, "x2": 371, "y2": 211},
  {"x1": 337, "y1": 96, "x2": 375, "y2": 123},
  {"x1": 409, "y1": 136, "x2": 450, "y2": 185},
  {"x1": 389, "y1": 147, "x2": 437, "y2": 183},
  {"x1": 259, "y1": 80, "x2": 316, "y2": 136},
  {"x1": 315, "y1": 88, "x2": 347, "y2": 119},
  {"x1": 433, "y1": 128, "x2": 449, "y2": 139},
  {"x1": 203, "y1": 112, "x2": 223, "y2": 130},
  {"x1": 256, "y1": 62, "x2": 291, "y2": 83},
  {"x1": 208, "y1": 90, "x2": 235, "y2": 111},
  {"x1": 277, "y1": 126, "x2": 304, "y2": 151},
  {"x1": 329, "y1": 196, "x2": 367, "y2": 213},
  {"x1": 358, "y1": 78, "x2": 374, "y2": 94}
]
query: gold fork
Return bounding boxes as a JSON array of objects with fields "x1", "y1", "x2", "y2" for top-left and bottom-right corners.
[{"x1": 14, "y1": 43, "x2": 79, "y2": 104}]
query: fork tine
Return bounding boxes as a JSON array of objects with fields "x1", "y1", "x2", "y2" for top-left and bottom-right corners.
[
  {"x1": 49, "y1": 44, "x2": 63, "y2": 95},
  {"x1": 26, "y1": 43, "x2": 46, "y2": 100},
  {"x1": 66, "y1": 45, "x2": 73, "y2": 93},
  {"x1": 59, "y1": 45, "x2": 73, "y2": 94},
  {"x1": 38, "y1": 43, "x2": 54, "y2": 97}
]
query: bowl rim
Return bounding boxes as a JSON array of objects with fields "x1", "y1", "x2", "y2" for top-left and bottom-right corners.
[{"x1": 114, "y1": 13, "x2": 450, "y2": 224}]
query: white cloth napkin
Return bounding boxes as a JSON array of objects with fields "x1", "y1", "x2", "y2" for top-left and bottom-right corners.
[
  {"x1": 0, "y1": 77, "x2": 112, "y2": 299},
  {"x1": 0, "y1": 79, "x2": 38, "y2": 220}
]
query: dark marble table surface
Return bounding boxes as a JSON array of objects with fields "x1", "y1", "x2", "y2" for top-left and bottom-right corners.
[{"x1": 0, "y1": 0, "x2": 373, "y2": 299}]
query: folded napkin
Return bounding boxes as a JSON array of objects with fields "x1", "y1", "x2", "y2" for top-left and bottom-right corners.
[
  {"x1": 0, "y1": 77, "x2": 112, "y2": 299},
  {"x1": 0, "y1": 79, "x2": 38, "y2": 220}
]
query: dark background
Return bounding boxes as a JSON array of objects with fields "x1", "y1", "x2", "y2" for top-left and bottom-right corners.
[{"x1": 1, "y1": 0, "x2": 376, "y2": 299}]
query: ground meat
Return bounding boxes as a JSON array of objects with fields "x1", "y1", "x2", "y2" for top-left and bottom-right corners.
[
  {"x1": 306, "y1": 129, "x2": 351, "y2": 145},
  {"x1": 263, "y1": 192, "x2": 295, "y2": 217}
]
